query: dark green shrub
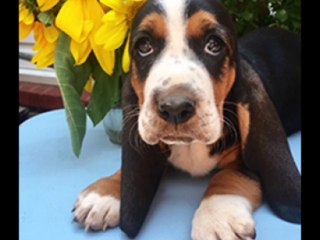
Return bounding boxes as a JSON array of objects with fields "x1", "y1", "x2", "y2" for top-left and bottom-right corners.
[{"x1": 221, "y1": 0, "x2": 301, "y2": 36}]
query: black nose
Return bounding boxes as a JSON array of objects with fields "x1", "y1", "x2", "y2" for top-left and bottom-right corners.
[{"x1": 158, "y1": 96, "x2": 195, "y2": 124}]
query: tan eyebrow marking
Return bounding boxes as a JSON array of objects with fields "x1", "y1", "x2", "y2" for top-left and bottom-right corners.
[
  {"x1": 186, "y1": 10, "x2": 218, "y2": 37},
  {"x1": 138, "y1": 12, "x2": 168, "y2": 38}
]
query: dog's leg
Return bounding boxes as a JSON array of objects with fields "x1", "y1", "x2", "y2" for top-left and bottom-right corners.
[
  {"x1": 73, "y1": 170, "x2": 121, "y2": 231},
  {"x1": 191, "y1": 165, "x2": 261, "y2": 240}
]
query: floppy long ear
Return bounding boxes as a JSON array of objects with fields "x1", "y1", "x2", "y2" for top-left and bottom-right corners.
[
  {"x1": 119, "y1": 79, "x2": 167, "y2": 238},
  {"x1": 235, "y1": 59, "x2": 301, "y2": 223}
]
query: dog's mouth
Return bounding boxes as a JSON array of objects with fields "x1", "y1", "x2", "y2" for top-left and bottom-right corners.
[
  {"x1": 139, "y1": 108, "x2": 223, "y2": 146},
  {"x1": 160, "y1": 135, "x2": 195, "y2": 145},
  {"x1": 138, "y1": 86, "x2": 223, "y2": 146}
]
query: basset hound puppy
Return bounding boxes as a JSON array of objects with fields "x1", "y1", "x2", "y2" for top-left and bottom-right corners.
[{"x1": 73, "y1": 0, "x2": 301, "y2": 239}]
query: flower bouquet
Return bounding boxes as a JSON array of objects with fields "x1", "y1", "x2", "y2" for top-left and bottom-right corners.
[{"x1": 19, "y1": 0, "x2": 145, "y2": 156}]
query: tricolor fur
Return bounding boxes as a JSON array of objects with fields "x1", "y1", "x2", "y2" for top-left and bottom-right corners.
[
  {"x1": 73, "y1": 0, "x2": 301, "y2": 239},
  {"x1": 132, "y1": 0, "x2": 236, "y2": 146}
]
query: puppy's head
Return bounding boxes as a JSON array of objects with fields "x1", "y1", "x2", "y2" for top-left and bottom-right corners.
[{"x1": 129, "y1": 0, "x2": 237, "y2": 145}]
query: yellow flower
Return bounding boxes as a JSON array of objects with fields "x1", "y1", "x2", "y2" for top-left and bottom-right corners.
[
  {"x1": 95, "y1": 0, "x2": 146, "y2": 73},
  {"x1": 31, "y1": 22, "x2": 59, "y2": 68},
  {"x1": 37, "y1": 0, "x2": 60, "y2": 12},
  {"x1": 19, "y1": 3, "x2": 35, "y2": 40},
  {"x1": 20, "y1": 1, "x2": 60, "y2": 68},
  {"x1": 122, "y1": 32, "x2": 131, "y2": 73},
  {"x1": 56, "y1": 0, "x2": 115, "y2": 75},
  {"x1": 84, "y1": 77, "x2": 95, "y2": 93}
]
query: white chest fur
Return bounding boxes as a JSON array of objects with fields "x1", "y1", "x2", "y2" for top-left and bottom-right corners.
[{"x1": 168, "y1": 142, "x2": 220, "y2": 177}]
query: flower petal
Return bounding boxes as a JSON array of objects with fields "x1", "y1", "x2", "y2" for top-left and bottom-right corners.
[
  {"x1": 84, "y1": 0, "x2": 105, "y2": 32},
  {"x1": 19, "y1": 4, "x2": 28, "y2": 21},
  {"x1": 19, "y1": 4, "x2": 35, "y2": 25},
  {"x1": 37, "y1": 0, "x2": 59, "y2": 12},
  {"x1": 127, "y1": 0, "x2": 146, "y2": 7},
  {"x1": 55, "y1": 0, "x2": 85, "y2": 42},
  {"x1": 105, "y1": 23, "x2": 128, "y2": 50},
  {"x1": 70, "y1": 39, "x2": 92, "y2": 65},
  {"x1": 33, "y1": 51, "x2": 55, "y2": 68},
  {"x1": 56, "y1": 0, "x2": 104, "y2": 44},
  {"x1": 32, "y1": 22, "x2": 47, "y2": 50},
  {"x1": 31, "y1": 42, "x2": 56, "y2": 68},
  {"x1": 84, "y1": 77, "x2": 95, "y2": 93},
  {"x1": 25, "y1": 14, "x2": 34, "y2": 25},
  {"x1": 91, "y1": 39, "x2": 115, "y2": 75},
  {"x1": 19, "y1": 22, "x2": 33, "y2": 40},
  {"x1": 43, "y1": 25, "x2": 59, "y2": 43},
  {"x1": 32, "y1": 35, "x2": 47, "y2": 51},
  {"x1": 122, "y1": 35, "x2": 130, "y2": 73},
  {"x1": 101, "y1": 10, "x2": 126, "y2": 25},
  {"x1": 100, "y1": 0, "x2": 126, "y2": 13},
  {"x1": 95, "y1": 14, "x2": 128, "y2": 50},
  {"x1": 78, "y1": 20, "x2": 94, "y2": 43}
]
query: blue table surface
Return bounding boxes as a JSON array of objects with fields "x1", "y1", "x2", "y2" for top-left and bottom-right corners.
[{"x1": 19, "y1": 109, "x2": 301, "y2": 240}]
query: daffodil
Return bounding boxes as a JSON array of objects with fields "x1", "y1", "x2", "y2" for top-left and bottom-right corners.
[
  {"x1": 95, "y1": 0, "x2": 146, "y2": 73},
  {"x1": 19, "y1": 3, "x2": 35, "y2": 40},
  {"x1": 56, "y1": 0, "x2": 115, "y2": 75},
  {"x1": 31, "y1": 21, "x2": 59, "y2": 68},
  {"x1": 37, "y1": 0, "x2": 60, "y2": 12}
]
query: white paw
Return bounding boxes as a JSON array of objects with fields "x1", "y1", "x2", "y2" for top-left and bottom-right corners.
[
  {"x1": 73, "y1": 191, "x2": 120, "y2": 231},
  {"x1": 191, "y1": 195, "x2": 256, "y2": 240}
]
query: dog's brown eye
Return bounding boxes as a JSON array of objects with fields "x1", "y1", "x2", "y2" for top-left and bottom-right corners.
[
  {"x1": 205, "y1": 36, "x2": 222, "y2": 56},
  {"x1": 136, "y1": 37, "x2": 154, "y2": 57}
]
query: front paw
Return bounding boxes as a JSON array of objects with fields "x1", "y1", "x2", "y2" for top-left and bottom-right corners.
[
  {"x1": 73, "y1": 191, "x2": 120, "y2": 231},
  {"x1": 191, "y1": 195, "x2": 256, "y2": 240}
]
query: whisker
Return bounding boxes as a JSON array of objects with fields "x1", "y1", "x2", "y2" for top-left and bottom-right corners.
[
  {"x1": 223, "y1": 100, "x2": 248, "y2": 113},
  {"x1": 222, "y1": 116, "x2": 239, "y2": 146},
  {"x1": 127, "y1": 120, "x2": 144, "y2": 156},
  {"x1": 223, "y1": 107, "x2": 238, "y2": 119}
]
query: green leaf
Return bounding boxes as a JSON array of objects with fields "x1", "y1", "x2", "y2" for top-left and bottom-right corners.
[
  {"x1": 275, "y1": 9, "x2": 288, "y2": 22},
  {"x1": 54, "y1": 32, "x2": 92, "y2": 157},
  {"x1": 37, "y1": 12, "x2": 54, "y2": 26},
  {"x1": 87, "y1": 54, "x2": 121, "y2": 126},
  {"x1": 243, "y1": 11, "x2": 253, "y2": 21}
]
